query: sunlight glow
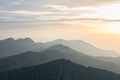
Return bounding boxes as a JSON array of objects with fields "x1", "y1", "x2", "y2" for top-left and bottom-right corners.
[
  {"x1": 104, "y1": 23, "x2": 120, "y2": 34},
  {"x1": 96, "y1": 3, "x2": 120, "y2": 19}
]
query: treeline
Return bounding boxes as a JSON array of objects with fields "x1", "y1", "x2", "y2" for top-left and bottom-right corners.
[{"x1": 0, "y1": 59, "x2": 120, "y2": 80}]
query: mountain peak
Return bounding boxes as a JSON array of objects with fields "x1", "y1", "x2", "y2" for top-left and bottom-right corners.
[
  {"x1": 47, "y1": 44, "x2": 84, "y2": 55},
  {"x1": 4, "y1": 38, "x2": 14, "y2": 41},
  {"x1": 6, "y1": 38, "x2": 14, "y2": 40},
  {"x1": 53, "y1": 58, "x2": 72, "y2": 64},
  {"x1": 24, "y1": 38, "x2": 33, "y2": 41},
  {"x1": 16, "y1": 38, "x2": 35, "y2": 43},
  {"x1": 52, "y1": 39, "x2": 67, "y2": 43},
  {"x1": 0, "y1": 38, "x2": 15, "y2": 43},
  {"x1": 48, "y1": 44, "x2": 70, "y2": 50},
  {"x1": 69, "y1": 39, "x2": 92, "y2": 45},
  {"x1": 55, "y1": 39, "x2": 67, "y2": 41}
]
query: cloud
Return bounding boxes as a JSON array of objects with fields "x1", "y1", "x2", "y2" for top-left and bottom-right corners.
[
  {"x1": 0, "y1": 0, "x2": 119, "y2": 10},
  {"x1": 0, "y1": 0, "x2": 119, "y2": 26},
  {"x1": 47, "y1": 0, "x2": 119, "y2": 7},
  {"x1": 0, "y1": 8, "x2": 120, "y2": 25}
]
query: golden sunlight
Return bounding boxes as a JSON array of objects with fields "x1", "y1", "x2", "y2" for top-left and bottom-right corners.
[{"x1": 104, "y1": 23, "x2": 120, "y2": 34}]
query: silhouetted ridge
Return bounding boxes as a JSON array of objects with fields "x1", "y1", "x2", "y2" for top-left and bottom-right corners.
[
  {"x1": 0, "y1": 59, "x2": 120, "y2": 80},
  {"x1": 0, "y1": 38, "x2": 120, "y2": 58},
  {"x1": 1, "y1": 44, "x2": 120, "y2": 74},
  {"x1": 0, "y1": 38, "x2": 15, "y2": 43},
  {"x1": 16, "y1": 38, "x2": 35, "y2": 43},
  {"x1": 50, "y1": 39, "x2": 67, "y2": 43},
  {"x1": 0, "y1": 38, "x2": 38, "y2": 58},
  {"x1": 3, "y1": 38, "x2": 14, "y2": 41},
  {"x1": 48, "y1": 44, "x2": 70, "y2": 50},
  {"x1": 43, "y1": 39, "x2": 120, "y2": 57}
]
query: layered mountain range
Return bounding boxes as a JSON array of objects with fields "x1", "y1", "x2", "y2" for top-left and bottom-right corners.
[
  {"x1": 0, "y1": 38, "x2": 119, "y2": 58},
  {"x1": 0, "y1": 38, "x2": 120, "y2": 80},
  {"x1": 0, "y1": 44, "x2": 120, "y2": 74}
]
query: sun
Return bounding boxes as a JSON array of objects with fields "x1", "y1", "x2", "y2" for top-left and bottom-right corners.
[{"x1": 104, "y1": 23, "x2": 120, "y2": 34}]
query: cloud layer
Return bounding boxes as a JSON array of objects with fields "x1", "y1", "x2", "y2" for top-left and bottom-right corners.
[{"x1": 0, "y1": 0, "x2": 120, "y2": 53}]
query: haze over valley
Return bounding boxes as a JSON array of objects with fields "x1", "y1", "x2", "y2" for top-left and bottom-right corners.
[{"x1": 0, "y1": 0, "x2": 120, "y2": 80}]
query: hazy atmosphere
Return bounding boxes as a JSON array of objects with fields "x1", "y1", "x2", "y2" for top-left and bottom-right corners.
[
  {"x1": 0, "y1": 0, "x2": 120, "y2": 80},
  {"x1": 0, "y1": 0, "x2": 120, "y2": 53}
]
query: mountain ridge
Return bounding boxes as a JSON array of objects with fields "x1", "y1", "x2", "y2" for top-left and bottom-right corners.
[
  {"x1": 0, "y1": 38, "x2": 119, "y2": 58},
  {"x1": 0, "y1": 44, "x2": 120, "y2": 74},
  {"x1": 0, "y1": 59, "x2": 120, "y2": 80}
]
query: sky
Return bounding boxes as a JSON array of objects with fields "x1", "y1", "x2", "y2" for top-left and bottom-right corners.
[{"x1": 0, "y1": 0, "x2": 120, "y2": 53}]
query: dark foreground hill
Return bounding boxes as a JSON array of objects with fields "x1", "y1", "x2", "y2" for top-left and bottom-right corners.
[{"x1": 0, "y1": 59, "x2": 120, "y2": 80}]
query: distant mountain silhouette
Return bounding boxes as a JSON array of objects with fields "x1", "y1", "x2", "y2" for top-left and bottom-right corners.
[
  {"x1": 0, "y1": 38, "x2": 43, "y2": 58},
  {"x1": 42, "y1": 39, "x2": 120, "y2": 57},
  {"x1": 0, "y1": 59, "x2": 120, "y2": 80},
  {"x1": 0, "y1": 38, "x2": 119, "y2": 58},
  {"x1": 0, "y1": 45, "x2": 120, "y2": 74},
  {"x1": 97, "y1": 57, "x2": 120, "y2": 66}
]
